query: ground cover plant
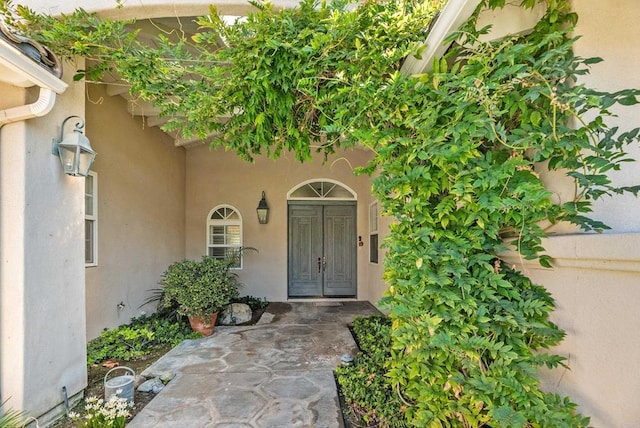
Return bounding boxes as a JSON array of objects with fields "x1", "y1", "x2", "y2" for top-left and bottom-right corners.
[
  {"x1": 54, "y1": 296, "x2": 269, "y2": 427},
  {"x1": 51, "y1": 313, "x2": 194, "y2": 427},
  {"x1": 336, "y1": 315, "x2": 408, "y2": 427},
  {"x1": 87, "y1": 295, "x2": 269, "y2": 365},
  {"x1": 86, "y1": 312, "x2": 199, "y2": 366},
  {"x1": 3, "y1": 0, "x2": 640, "y2": 425}
]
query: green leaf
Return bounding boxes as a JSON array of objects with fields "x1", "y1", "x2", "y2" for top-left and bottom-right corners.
[
  {"x1": 493, "y1": 406, "x2": 527, "y2": 427},
  {"x1": 530, "y1": 110, "x2": 541, "y2": 127},
  {"x1": 583, "y1": 56, "x2": 603, "y2": 65},
  {"x1": 619, "y1": 95, "x2": 639, "y2": 106}
]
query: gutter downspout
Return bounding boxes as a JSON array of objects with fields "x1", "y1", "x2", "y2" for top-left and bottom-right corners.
[
  {"x1": 0, "y1": 86, "x2": 57, "y2": 127},
  {"x1": 401, "y1": 0, "x2": 482, "y2": 76},
  {"x1": 0, "y1": 33, "x2": 67, "y2": 128}
]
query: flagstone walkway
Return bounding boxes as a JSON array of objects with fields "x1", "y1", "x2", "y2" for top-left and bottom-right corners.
[{"x1": 127, "y1": 301, "x2": 380, "y2": 428}]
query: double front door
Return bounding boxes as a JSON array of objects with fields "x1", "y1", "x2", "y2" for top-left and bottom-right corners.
[{"x1": 288, "y1": 203, "x2": 357, "y2": 297}]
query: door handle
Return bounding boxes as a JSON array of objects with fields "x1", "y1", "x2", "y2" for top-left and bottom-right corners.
[
  {"x1": 322, "y1": 256, "x2": 327, "y2": 272},
  {"x1": 318, "y1": 257, "x2": 322, "y2": 273}
]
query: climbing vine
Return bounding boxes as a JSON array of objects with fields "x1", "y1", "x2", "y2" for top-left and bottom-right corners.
[
  {"x1": 3, "y1": 0, "x2": 639, "y2": 425},
  {"x1": 371, "y1": 7, "x2": 639, "y2": 425}
]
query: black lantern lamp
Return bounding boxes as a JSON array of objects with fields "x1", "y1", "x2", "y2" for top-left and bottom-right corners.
[
  {"x1": 52, "y1": 115, "x2": 96, "y2": 177},
  {"x1": 256, "y1": 191, "x2": 269, "y2": 224}
]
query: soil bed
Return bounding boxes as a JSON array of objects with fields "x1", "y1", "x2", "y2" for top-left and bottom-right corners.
[
  {"x1": 51, "y1": 345, "x2": 170, "y2": 427},
  {"x1": 52, "y1": 306, "x2": 267, "y2": 427}
]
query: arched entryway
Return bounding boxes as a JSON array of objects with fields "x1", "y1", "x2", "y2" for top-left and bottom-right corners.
[{"x1": 287, "y1": 179, "x2": 357, "y2": 298}]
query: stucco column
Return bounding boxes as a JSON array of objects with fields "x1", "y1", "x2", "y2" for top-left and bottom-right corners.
[{"x1": 0, "y1": 66, "x2": 88, "y2": 423}]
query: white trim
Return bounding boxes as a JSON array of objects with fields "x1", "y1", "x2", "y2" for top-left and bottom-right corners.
[
  {"x1": 501, "y1": 233, "x2": 640, "y2": 274},
  {"x1": 206, "y1": 204, "x2": 244, "y2": 269},
  {"x1": 0, "y1": 37, "x2": 67, "y2": 93},
  {"x1": 400, "y1": 0, "x2": 482, "y2": 76},
  {"x1": 287, "y1": 178, "x2": 357, "y2": 201},
  {"x1": 0, "y1": 87, "x2": 58, "y2": 127},
  {"x1": 0, "y1": 34, "x2": 67, "y2": 127}
]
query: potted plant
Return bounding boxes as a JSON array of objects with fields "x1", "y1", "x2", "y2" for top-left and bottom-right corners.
[{"x1": 160, "y1": 256, "x2": 239, "y2": 335}]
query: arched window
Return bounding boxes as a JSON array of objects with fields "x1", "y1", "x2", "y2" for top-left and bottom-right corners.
[
  {"x1": 287, "y1": 178, "x2": 357, "y2": 200},
  {"x1": 207, "y1": 205, "x2": 243, "y2": 268}
]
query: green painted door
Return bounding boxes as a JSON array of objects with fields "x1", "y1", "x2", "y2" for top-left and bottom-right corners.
[{"x1": 288, "y1": 203, "x2": 357, "y2": 297}]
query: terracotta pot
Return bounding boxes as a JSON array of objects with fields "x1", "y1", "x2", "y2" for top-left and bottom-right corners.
[{"x1": 188, "y1": 312, "x2": 218, "y2": 336}]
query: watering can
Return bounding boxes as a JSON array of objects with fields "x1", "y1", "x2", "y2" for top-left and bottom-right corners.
[{"x1": 104, "y1": 366, "x2": 135, "y2": 404}]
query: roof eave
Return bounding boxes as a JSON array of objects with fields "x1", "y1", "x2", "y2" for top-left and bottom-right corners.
[
  {"x1": 0, "y1": 37, "x2": 67, "y2": 94},
  {"x1": 401, "y1": 0, "x2": 482, "y2": 76}
]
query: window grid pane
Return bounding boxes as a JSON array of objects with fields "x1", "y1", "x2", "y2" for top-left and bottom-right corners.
[
  {"x1": 85, "y1": 172, "x2": 97, "y2": 266},
  {"x1": 85, "y1": 219, "x2": 94, "y2": 264},
  {"x1": 369, "y1": 202, "x2": 378, "y2": 264},
  {"x1": 207, "y1": 206, "x2": 243, "y2": 268},
  {"x1": 369, "y1": 202, "x2": 378, "y2": 233},
  {"x1": 227, "y1": 225, "x2": 241, "y2": 245},
  {"x1": 369, "y1": 233, "x2": 379, "y2": 264}
]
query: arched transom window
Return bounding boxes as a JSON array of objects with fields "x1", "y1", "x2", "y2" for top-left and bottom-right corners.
[
  {"x1": 287, "y1": 179, "x2": 357, "y2": 200},
  {"x1": 207, "y1": 205, "x2": 242, "y2": 268}
]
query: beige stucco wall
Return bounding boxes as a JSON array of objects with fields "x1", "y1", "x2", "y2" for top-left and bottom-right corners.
[
  {"x1": 0, "y1": 64, "x2": 87, "y2": 422},
  {"x1": 501, "y1": 2, "x2": 640, "y2": 426},
  {"x1": 572, "y1": 0, "x2": 640, "y2": 232},
  {"x1": 84, "y1": 84, "x2": 186, "y2": 340},
  {"x1": 358, "y1": 186, "x2": 393, "y2": 307},
  {"x1": 185, "y1": 146, "x2": 380, "y2": 302},
  {"x1": 503, "y1": 234, "x2": 640, "y2": 427}
]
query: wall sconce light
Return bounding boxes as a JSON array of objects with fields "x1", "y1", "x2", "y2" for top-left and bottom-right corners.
[
  {"x1": 256, "y1": 191, "x2": 269, "y2": 224},
  {"x1": 51, "y1": 115, "x2": 96, "y2": 177}
]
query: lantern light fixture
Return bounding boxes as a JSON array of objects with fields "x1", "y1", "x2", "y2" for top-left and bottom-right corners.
[
  {"x1": 256, "y1": 191, "x2": 269, "y2": 224},
  {"x1": 51, "y1": 115, "x2": 96, "y2": 177}
]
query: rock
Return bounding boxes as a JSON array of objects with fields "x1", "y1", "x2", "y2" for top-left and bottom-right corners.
[
  {"x1": 152, "y1": 381, "x2": 164, "y2": 394},
  {"x1": 159, "y1": 373, "x2": 174, "y2": 383},
  {"x1": 137, "y1": 377, "x2": 164, "y2": 394},
  {"x1": 134, "y1": 374, "x2": 145, "y2": 388},
  {"x1": 256, "y1": 312, "x2": 275, "y2": 325},
  {"x1": 218, "y1": 303, "x2": 252, "y2": 325}
]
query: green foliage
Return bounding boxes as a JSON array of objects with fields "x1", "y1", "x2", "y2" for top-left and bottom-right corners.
[
  {"x1": 87, "y1": 325, "x2": 154, "y2": 365},
  {"x1": 160, "y1": 256, "x2": 240, "y2": 319},
  {"x1": 0, "y1": 399, "x2": 28, "y2": 428},
  {"x1": 4, "y1": 0, "x2": 640, "y2": 425},
  {"x1": 369, "y1": 2, "x2": 635, "y2": 424},
  {"x1": 231, "y1": 295, "x2": 270, "y2": 311},
  {"x1": 336, "y1": 316, "x2": 408, "y2": 427},
  {"x1": 87, "y1": 313, "x2": 198, "y2": 366},
  {"x1": 351, "y1": 315, "x2": 392, "y2": 359},
  {"x1": 130, "y1": 313, "x2": 201, "y2": 346},
  {"x1": 0, "y1": 0, "x2": 445, "y2": 161}
]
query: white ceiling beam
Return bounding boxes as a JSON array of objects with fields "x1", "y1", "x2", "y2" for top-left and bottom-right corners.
[
  {"x1": 105, "y1": 82, "x2": 131, "y2": 96},
  {"x1": 401, "y1": 0, "x2": 482, "y2": 76},
  {"x1": 126, "y1": 99, "x2": 162, "y2": 116},
  {"x1": 172, "y1": 131, "x2": 205, "y2": 147},
  {"x1": 145, "y1": 115, "x2": 170, "y2": 127},
  {"x1": 402, "y1": 0, "x2": 547, "y2": 76}
]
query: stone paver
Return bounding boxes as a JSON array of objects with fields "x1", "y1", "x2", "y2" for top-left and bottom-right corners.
[{"x1": 127, "y1": 301, "x2": 380, "y2": 428}]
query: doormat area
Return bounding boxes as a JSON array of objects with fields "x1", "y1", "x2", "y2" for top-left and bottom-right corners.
[{"x1": 314, "y1": 302, "x2": 343, "y2": 307}]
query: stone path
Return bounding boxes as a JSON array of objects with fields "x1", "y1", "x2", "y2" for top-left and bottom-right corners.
[{"x1": 127, "y1": 301, "x2": 380, "y2": 427}]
